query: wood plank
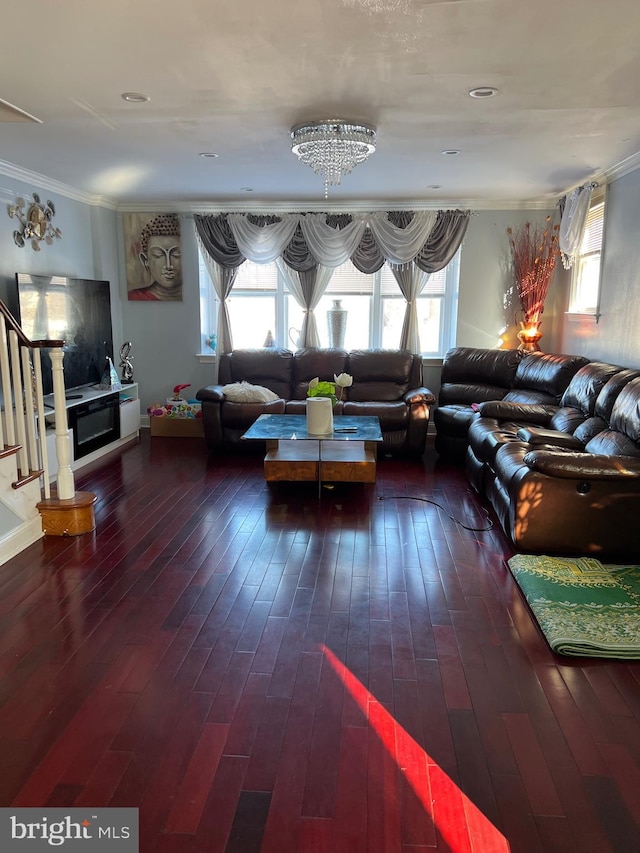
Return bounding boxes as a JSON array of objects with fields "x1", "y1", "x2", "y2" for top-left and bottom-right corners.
[{"x1": 0, "y1": 434, "x2": 637, "y2": 853}]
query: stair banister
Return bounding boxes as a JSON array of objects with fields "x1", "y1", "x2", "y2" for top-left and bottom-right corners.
[
  {"x1": 9, "y1": 330, "x2": 30, "y2": 477},
  {"x1": 0, "y1": 299, "x2": 67, "y2": 492},
  {"x1": 1, "y1": 298, "x2": 96, "y2": 538},
  {"x1": 0, "y1": 314, "x2": 14, "y2": 447},
  {"x1": 49, "y1": 348, "x2": 74, "y2": 499}
]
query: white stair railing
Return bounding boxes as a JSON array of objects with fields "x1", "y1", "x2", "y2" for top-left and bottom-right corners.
[{"x1": 0, "y1": 300, "x2": 71, "y2": 500}]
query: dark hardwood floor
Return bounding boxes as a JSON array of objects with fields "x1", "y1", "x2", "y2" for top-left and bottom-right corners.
[{"x1": 2, "y1": 432, "x2": 639, "y2": 852}]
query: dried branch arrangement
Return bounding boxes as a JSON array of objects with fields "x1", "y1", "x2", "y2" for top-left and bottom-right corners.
[{"x1": 507, "y1": 217, "x2": 560, "y2": 328}]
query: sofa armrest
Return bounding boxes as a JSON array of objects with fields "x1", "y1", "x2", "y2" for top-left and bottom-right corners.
[
  {"x1": 477, "y1": 400, "x2": 557, "y2": 424},
  {"x1": 403, "y1": 386, "x2": 436, "y2": 405},
  {"x1": 196, "y1": 385, "x2": 225, "y2": 403},
  {"x1": 516, "y1": 427, "x2": 584, "y2": 450},
  {"x1": 523, "y1": 450, "x2": 640, "y2": 479},
  {"x1": 196, "y1": 385, "x2": 225, "y2": 448}
]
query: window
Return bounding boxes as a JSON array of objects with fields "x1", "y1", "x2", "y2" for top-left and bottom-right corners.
[
  {"x1": 199, "y1": 252, "x2": 460, "y2": 357},
  {"x1": 568, "y1": 189, "x2": 606, "y2": 316}
]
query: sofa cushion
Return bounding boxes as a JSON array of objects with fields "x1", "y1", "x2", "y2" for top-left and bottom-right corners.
[
  {"x1": 511, "y1": 352, "x2": 589, "y2": 400},
  {"x1": 559, "y1": 362, "x2": 623, "y2": 414},
  {"x1": 221, "y1": 398, "x2": 286, "y2": 430},
  {"x1": 440, "y1": 347, "x2": 523, "y2": 386},
  {"x1": 219, "y1": 348, "x2": 294, "y2": 399},
  {"x1": 594, "y1": 369, "x2": 640, "y2": 421},
  {"x1": 439, "y1": 383, "x2": 511, "y2": 406},
  {"x1": 608, "y1": 375, "x2": 640, "y2": 443},
  {"x1": 582, "y1": 377, "x2": 640, "y2": 456},
  {"x1": 221, "y1": 382, "x2": 279, "y2": 403},
  {"x1": 343, "y1": 400, "x2": 409, "y2": 429},
  {"x1": 434, "y1": 404, "x2": 479, "y2": 438},
  {"x1": 291, "y1": 348, "x2": 348, "y2": 400},
  {"x1": 548, "y1": 406, "x2": 588, "y2": 433},
  {"x1": 347, "y1": 349, "x2": 415, "y2": 402},
  {"x1": 572, "y1": 416, "x2": 609, "y2": 445}
]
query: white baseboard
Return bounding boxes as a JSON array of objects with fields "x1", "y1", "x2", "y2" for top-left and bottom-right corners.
[{"x1": 0, "y1": 516, "x2": 43, "y2": 567}]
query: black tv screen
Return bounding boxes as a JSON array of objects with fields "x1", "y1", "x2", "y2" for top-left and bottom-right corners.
[{"x1": 15, "y1": 273, "x2": 114, "y2": 396}]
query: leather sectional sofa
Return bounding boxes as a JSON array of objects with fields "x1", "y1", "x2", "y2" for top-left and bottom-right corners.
[
  {"x1": 196, "y1": 347, "x2": 435, "y2": 456},
  {"x1": 434, "y1": 347, "x2": 640, "y2": 557}
]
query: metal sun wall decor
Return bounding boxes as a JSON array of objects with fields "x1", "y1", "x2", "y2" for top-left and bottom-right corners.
[{"x1": 8, "y1": 193, "x2": 62, "y2": 250}]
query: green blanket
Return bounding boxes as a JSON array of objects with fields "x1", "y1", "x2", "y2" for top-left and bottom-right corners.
[{"x1": 507, "y1": 555, "x2": 640, "y2": 658}]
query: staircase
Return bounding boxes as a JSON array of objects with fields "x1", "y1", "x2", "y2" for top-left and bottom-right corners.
[{"x1": 0, "y1": 300, "x2": 95, "y2": 567}]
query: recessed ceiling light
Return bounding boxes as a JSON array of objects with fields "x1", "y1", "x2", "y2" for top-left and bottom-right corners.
[
  {"x1": 468, "y1": 86, "x2": 499, "y2": 99},
  {"x1": 427, "y1": 185, "x2": 442, "y2": 189},
  {"x1": 441, "y1": 149, "x2": 460, "y2": 156},
  {"x1": 241, "y1": 187, "x2": 254, "y2": 192},
  {"x1": 121, "y1": 92, "x2": 150, "y2": 103},
  {"x1": 199, "y1": 152, "x2": 219, "y2": 158}
]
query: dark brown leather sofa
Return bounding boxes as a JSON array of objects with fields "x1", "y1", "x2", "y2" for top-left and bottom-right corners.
[
  {"x1": 196, "y1": 348, "x2": 435, "y2": 455},
  {"x1": 434, "y1": 347, "x2": 589, "y2": 458},
  {"x1": 434, "y1": 347, "x2": 640, "y2": 557}
]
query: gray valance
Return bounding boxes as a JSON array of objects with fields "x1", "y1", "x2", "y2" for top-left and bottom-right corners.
[{"x1": 194, "y1": 209, "x2": 470, "y2": 274}]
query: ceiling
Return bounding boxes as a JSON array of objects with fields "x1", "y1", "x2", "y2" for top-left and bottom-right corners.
[{"x1": 2, "y1": 0, "x2": 640, "y2": 210}]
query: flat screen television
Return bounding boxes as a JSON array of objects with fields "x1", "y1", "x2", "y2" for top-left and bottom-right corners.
[{"x1": 15, "y1": 273, "x2": 114, "y2": 396}]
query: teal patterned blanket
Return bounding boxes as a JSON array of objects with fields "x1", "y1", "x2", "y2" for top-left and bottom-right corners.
[{"x1": 507, "y1": 555, "x2": 640, "y2": 658}]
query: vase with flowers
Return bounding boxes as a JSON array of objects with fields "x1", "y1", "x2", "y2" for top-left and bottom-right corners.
[
  {"x1": 306, "y1": 373, "x2": 353, "y2": 434},
  {"x1": 507, "y1": 216, "x2": 560, "y2": 352}
]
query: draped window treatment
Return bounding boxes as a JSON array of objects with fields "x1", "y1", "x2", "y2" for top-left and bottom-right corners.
[
  {"x1": 559, "y1": 183, "x2": 596, "y2": 270},
  {"x1": 193, "y1": 209, "x2": 470, "y2": 353},
  {"x1": 227, "y1": 213, "x2": 299, "y2": 264},
  {"x1": 195, "y1": 228, "x2": 238, "y2": 354},
  {"x1": 368, "y1": 211, "x2": 438, "y2": 266},
  {"x1": 275, "y1": 258, "x2": 333, "y2": 347},
  {"x1": 389, "y1": 263, "x2": 429, "y2": 353},
  {"x1": 299, "y1": 214, "x2": 367, "y2": 267}
]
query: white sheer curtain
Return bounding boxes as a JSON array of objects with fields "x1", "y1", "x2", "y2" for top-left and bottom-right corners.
[
  {"x1": 299, "y1": 214, "x2": 367, "y2": 267},
  {"x1": 228, "y1": 213, "x2": 299, "y2": 263},
  {"x1": 389, "y1": 262, "x2": 428, "y2": 353},
  {"x1": 369, "y1": 211, "x2": 438, "y2": 265},
  {"x1": 198, "y1": 241, "x2": 237, "y2": 355},
  {"x1": 276, "y1": 258, "x2": 333, "y2": 347},
  {"x1": 227, "y1": 211, "x2": 441, "y2": 268},
  {"x1": 559, "y1": 183, "x2": 595, "y2": 269}
]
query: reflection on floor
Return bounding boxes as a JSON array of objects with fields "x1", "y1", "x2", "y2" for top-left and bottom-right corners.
[{"x1": 2, "y1": 433, "x2": 639, "y2": 852}]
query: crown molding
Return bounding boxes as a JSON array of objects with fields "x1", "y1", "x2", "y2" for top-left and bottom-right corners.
[
  {"x1": 115, "y1": 196, "x2": 557, "y2": 214},
  {"x1": 603, "y1": 149, "x2": 640, "y2": 183},
  {"x1": 4, "y1": 150, "x2": 639, "y2": 215},
  {"x1": 552, "y1": 148, "x2": 640, "y2": 197},
  {"x1": 0, "y1": 159, "x2": 118, "y2": 209}
]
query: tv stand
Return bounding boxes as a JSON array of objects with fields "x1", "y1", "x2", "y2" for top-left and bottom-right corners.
[{"x1": 42, "y1": 383, "x2": 140, "y2": 481}]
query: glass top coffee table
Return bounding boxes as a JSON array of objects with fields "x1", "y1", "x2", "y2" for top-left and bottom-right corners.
[{"x1": 241, "y1": 414, "x2": 383, "y2": 490}]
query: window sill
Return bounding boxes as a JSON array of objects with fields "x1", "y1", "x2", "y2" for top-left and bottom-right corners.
[{"x1": 565, "y1": 311, "x2": 600, "y2": 323}]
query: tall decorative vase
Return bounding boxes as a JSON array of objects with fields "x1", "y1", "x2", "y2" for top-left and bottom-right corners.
[
  {"x1": 517, "y1": 321, "x2": 543, "y2": 352},
  {"x1": 306, "y1": 397, "x2": 334, "y2": 435},
  {"x1": 327, "y1": 299, "x2": 347, "y2": 349}
]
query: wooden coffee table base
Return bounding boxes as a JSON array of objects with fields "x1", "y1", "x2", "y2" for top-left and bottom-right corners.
[{"x1": 264, "y1": 439, "x2": 377, "y2": 485}]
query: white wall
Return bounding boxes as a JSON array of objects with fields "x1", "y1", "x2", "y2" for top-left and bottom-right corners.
[
  {"x1": 457, "y1": 208, "x2": 563, "y2": 354},
  {"x1": 0, "y1": 177, "x2": 127, "y2": 378},
  {"x1": 560, "y1": 169, "x2": 640, "y2": 369},
  {"x1": 116, "y1": 216, "x2": 215, "y2": 414},
  {"x1": 0, "y1": 178, "x2": 100, "y2": 305}
]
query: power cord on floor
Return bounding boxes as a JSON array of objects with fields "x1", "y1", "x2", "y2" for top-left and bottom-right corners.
[{"x1": 377, "y1": 493, "x2": 494, "y2": 532}]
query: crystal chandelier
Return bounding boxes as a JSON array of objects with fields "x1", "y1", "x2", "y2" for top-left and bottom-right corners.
[{"x1": 291, "y1": 120, "x2": 377, "y2": 197}]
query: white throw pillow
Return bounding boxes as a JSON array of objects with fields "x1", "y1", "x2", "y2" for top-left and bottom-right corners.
[{"x1": 221, "y1": 381, "x2": 279, "y2": 403}]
